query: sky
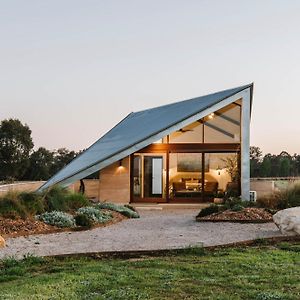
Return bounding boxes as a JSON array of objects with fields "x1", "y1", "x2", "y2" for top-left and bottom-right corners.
[{"x1": 1, "y1": 0, "x2": 300, "y2": 155}]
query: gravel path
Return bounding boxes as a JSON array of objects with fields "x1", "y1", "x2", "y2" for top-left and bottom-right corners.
[{"x1": 0, "y1": 209, "x2": 283, "y2": 259}]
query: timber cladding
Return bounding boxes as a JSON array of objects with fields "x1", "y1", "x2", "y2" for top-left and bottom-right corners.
[{"x1": 99, "y1": 156, "x2": 130, "y2": 204}]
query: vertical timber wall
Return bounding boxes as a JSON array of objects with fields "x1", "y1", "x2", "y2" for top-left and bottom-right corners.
[{"x1": 99, "y1": 156, "x2": 130, "y2": 204}]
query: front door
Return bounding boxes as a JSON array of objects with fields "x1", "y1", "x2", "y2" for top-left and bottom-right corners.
[{"x1": 144, "y1": 156, "x2": 163, "y2": 198}]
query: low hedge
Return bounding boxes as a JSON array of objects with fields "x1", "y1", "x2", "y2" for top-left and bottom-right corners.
[{"x1": 96, "y1": 202, "x2": 140, "y2": 218}]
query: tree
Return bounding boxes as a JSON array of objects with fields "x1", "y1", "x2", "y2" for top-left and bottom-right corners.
[
  {"x1": 260, "y1": 157, "x2": 271, "y2": 177},
  {"x1": 0, "y1": 119, "x2": 34, "y2": 181},
  {"x1": 23, "y1": 147, "x2": 54, "y2": 180},
  {"x1": 250, "y1": 146, "x2": 262, "y2": 177},
  {"x1": 279, "y1": 157, "x2": 291, "y2": 177},
  {"x1": 50, "y1": 148, "x2": 78, "y2": 175}
]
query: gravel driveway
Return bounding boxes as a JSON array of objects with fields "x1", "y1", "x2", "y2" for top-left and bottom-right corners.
[{"x1": 0, "y1": 209, "x2": 283, "y2": 259}]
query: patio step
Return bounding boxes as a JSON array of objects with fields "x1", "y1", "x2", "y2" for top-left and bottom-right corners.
[{"x1": 131, "y1": 203, "x2": 210, "y2": 210}]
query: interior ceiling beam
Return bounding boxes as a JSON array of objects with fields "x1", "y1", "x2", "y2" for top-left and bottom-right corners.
[
  {"x1": 197, "y1": 119, "x2": 235, "y2": 138},
  {"x1": 204, "y1": 122, "x2": 235, "y2": 138},
  {"x1": 214, "y1": 112, "x2": 240, "y2": 126}
]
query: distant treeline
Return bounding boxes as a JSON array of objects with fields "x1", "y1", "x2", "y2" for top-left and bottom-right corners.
[
  {"x1": 250, "y1": 146, "x2": 300, "y2": 178},
  {"x1": 0, "y1": 118, "x2": 95, "y2": 182}
]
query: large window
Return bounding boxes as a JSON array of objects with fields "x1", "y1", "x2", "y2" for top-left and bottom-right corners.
[
  {"x1": 168, "y1": 102, "x2": 241, "y2": 144},
  {"x1": 204, "y1": 153, "x2": 239, "y2": 197},
  {"x1": 204, "y1": 103, "x2": 241, "y2": 143},
  {"x1": 169, "y1": 153, "x2": 203, "y2": 199},
  {"x1": 169, "y1": 121, "x2": 203, "y2": 143},
  {"x1": 132, "y1": 101, "x2": 241, "y2": 202}
]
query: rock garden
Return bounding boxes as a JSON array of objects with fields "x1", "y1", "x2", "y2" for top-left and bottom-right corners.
[
  {"x1": 196, "y1": 183, "x2": 300, "y2": 236},
  {"x1": 0, "y1": 187, "x2": 139, "y2": 243}
]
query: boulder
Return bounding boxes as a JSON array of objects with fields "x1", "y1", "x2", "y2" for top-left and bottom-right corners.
[
  {"x1": 273, "y1": 207, "x2": 300, "y2": 235},
  {"x1": 0, "y1": 235, "x2": 5, "y2": 248}
]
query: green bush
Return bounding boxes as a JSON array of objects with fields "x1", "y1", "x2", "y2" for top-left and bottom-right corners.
[
  {"x1": 76, "y1": 206, "x2": 112, "y2": 223},
  {"x1": 231, "y1": 204, "x2": 244, "y2": 212},
  {"x1": 197, "y1": 204, "x2": 220, "y2": 218},
  {"x1": 96, "y1": 202, "x2": 140, "y2": 218},
  {"x1": 43, "y1": 187, "x2": 89, "y2": 212},
  {"x1": 43, "y1": 187, "x2": 69, "y2": 212},
  {"x1": 37, "y1": 211, "x2": 75, "y2": 228},
  {"x1": 223, "y1": 197, "x2": 255, "y2": 210},
  {"x1": 124, "y1": 204, "x2": 137, "y2": 213},
  {"x1": 64, "y1": 193, "x2": 89, "y2": 211},
  {"x1": 74, "y1": 213, "x2": 93, "y2": 228},
  {"x1": 0, "y1": 193, "x2": 27, "y2": 219},
  {"x1": 18, "y1": 192, "x2": 45, "y2": 215}
]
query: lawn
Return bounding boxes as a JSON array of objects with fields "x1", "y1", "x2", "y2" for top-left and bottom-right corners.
[{"x1": 0, "y1": 243, "x2": 299, "y2": 300}]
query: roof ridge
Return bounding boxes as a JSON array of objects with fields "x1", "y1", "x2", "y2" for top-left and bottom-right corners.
[{"x1": 132, "y1": 83, "x2": 252, "y2": 114}]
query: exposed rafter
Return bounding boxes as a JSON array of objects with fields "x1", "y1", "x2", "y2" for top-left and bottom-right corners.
[{"x1": 214, "y1": 112, "x2": 240, "y2": 126}]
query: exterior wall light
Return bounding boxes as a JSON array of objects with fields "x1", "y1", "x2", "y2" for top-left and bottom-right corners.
[{"x1": 119, "y1": 159, "x2": 123, "y2": 167}]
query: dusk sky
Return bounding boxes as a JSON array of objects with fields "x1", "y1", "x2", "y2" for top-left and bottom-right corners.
[{"x1": 1, "y1": 0, "x2": 300, "y2": 155}]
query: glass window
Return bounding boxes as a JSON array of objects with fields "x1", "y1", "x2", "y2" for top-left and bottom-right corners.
[
  {"x1": 169, "y1": 153, "x2": 203, "y2": 198},
  {"x1": 204, "y1": 103, "x2": 241, "y2": 143},
  {"x1": 169, "y1": 121, "x2": 203, "y2": 143},
  {"x1": 204, "y1": 153, "x2": 240, "y2": 197},
  {"x1": 133, "y1": 155, "x2": 142, "y2": 197}
]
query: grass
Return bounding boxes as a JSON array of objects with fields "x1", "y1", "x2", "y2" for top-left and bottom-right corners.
[
  {"x1": 0, "y1": 244, "x2": 299, "y2": 299},
  {"x1": 0, "y1": 187, "x2": 90, "y2": 219}
]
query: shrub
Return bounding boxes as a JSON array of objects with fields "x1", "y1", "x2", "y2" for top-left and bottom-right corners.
[
  {"x1": 43, "y1": 187, "x2": 69, "y2": 212},
  {"x1": 43, "y1": 187, "x2": 89, "y2": 212},
  {"x1": 256, "y1": 194, "x2": 282, "y2": 209},
  {"x1": 75, "y1": 213, "x2": 93, "y2": 228},
  {"x1": 223, "y1": 197, "x2": 255, "y2": 210},
  {"x1": 124, "y1": 204, "x2": 137, "y2": 213},
  {"x1": 77, "y1": 206, "x2": 112, "y2": 223},
  {"x1": 64, "y1": 193, "x2": 89, "y2": 211},
  {"x1": 257, "y1": 184, "x2": 300, "y2": 210},
  {"x1": 18, "y1": 192, "x2": 45, "y2": 215},
  {"x1": 197, "y1": 204, "x2": 220, "y2": 218},
  {"x1": 0, "y1": 193, "x2": 27, "y2": 219},
  {"x1": 96, "y1": 202, "x2": 140, "y2": 218},
  {"x1": 37, "y1": 211, "x2": 75, "y2": 228},
  {"x1": 277, "y1": 183, "x2": 300, "y2": 209},
  {"x1": 231, "y1": 204, "x2": 244, "y2": 212}
]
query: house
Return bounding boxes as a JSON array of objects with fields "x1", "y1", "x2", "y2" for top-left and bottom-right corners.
[{"x1": 39, "y1": 84, "x2": 253, "y2": 203}]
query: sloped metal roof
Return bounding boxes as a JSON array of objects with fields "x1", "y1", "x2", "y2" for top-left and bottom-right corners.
[{"x1": 38, "y1": 83, "x2": 253, "y2": 191}]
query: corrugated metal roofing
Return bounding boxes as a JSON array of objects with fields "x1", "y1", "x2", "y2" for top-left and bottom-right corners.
[{"x1": 38, "y1": 84, "x2": 253, "y2": 191}]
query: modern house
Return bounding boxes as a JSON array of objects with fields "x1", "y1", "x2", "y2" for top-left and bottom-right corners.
[{"x1": 39, "y1": 84, "x2": 253, "y2": 203}]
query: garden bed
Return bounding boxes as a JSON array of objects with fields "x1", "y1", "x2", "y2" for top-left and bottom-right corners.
[
  {"x1": 196, "y1": 207, "x2": 273, "y2": 223},
  {"x1": 0, "y1": 211, "x2": 126, "y2": 238}
]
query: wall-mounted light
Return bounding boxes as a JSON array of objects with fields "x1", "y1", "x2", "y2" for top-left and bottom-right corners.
[
  {"x1": 119, "y1": 159, "x2": 123, "y2": 167},
  {"x1": 216, "y1": 165, "x2": 222, "y2": 175}
]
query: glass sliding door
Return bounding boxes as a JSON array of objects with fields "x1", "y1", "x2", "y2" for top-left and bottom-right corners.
[
  {"x1": 204, "y1": 152, "x2": 240, "y2": 199},
  {"x1": 168, "y1": 153, "x2": 203, "y2": 201}
]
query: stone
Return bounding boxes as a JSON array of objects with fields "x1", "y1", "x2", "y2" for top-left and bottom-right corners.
[
  {"x1": 273, "y1": 207, "x2": 300, "y2": 235},
  {"x1": 0, "y1": 235, "x2": 5, "y2": 248}
]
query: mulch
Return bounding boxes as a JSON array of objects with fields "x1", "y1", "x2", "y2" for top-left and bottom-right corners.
[
  {"x1": 0, "y1": 211, "x2": 127, "y2": 239},
  {"x1": 196, "y1": 207, "x2": 274, "y2": 223}
]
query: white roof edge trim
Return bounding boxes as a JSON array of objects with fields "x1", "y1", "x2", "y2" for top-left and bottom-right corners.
[{"x1": 39, "y1": 88, "x2": 251, "y2": 190}]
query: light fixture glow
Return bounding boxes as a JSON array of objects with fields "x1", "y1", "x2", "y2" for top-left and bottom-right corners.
[{"x1": 208, "y1": 113, "x2": 215, "y2": 119}]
